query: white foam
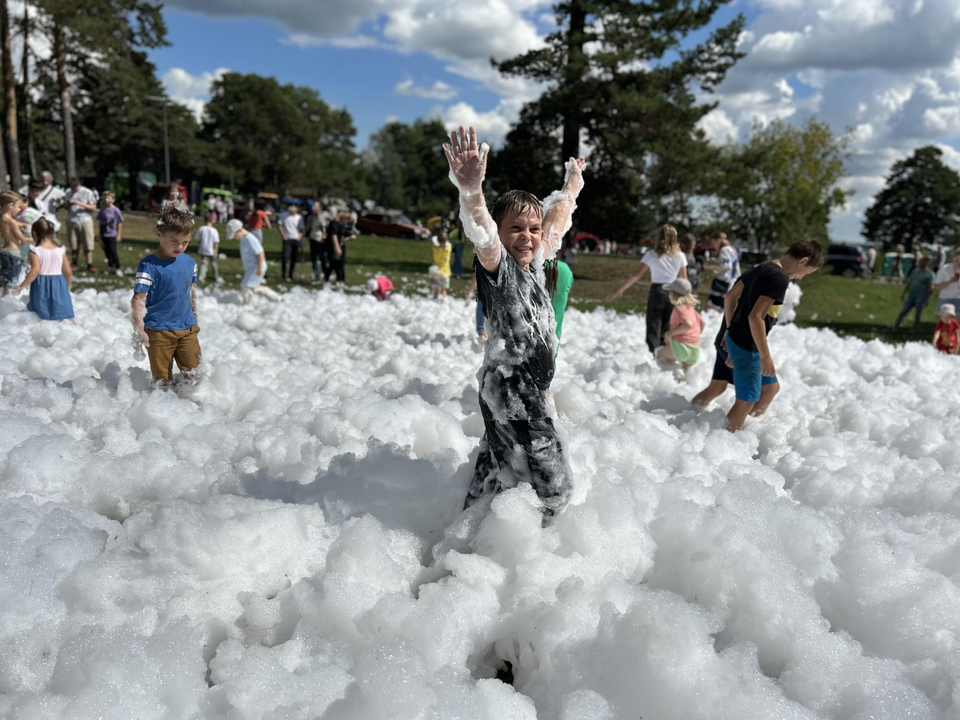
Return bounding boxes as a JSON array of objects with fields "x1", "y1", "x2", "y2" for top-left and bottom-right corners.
[{"x1": 0, "y1": 286, "x2": 958, "y2": 719}]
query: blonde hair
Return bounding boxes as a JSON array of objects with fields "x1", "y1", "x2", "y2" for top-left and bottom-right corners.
[
  {"x1": 669, "y1": 290, "x2": 700, "y2": 308},
  {"x1": 655, "y1": 224, "x2": 679, "y2": 257},
  {"x1": 0, "y1": 190, "x2": 20, "y2": 211}
]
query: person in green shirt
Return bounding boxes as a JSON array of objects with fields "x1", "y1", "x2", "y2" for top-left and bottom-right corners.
[
  {"x1": 893, "y1": 255, "x2": 935, "y2": 331},
  {"x1": 545, "y1": 259, "x2": 574, "y2": 347}
]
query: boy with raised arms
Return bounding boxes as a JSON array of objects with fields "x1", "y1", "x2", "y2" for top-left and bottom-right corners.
[{"x1": 444, "y1": 125, "x2": 585, "y2": 524}]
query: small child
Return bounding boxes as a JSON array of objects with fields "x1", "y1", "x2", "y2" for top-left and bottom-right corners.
[
  {"x1": 656, "y1": 277, "x2": 705, "y2": 367},
  {"x1": 367, "y1": 275, "x2": 393, "y2": 301},
  {"x1": 444, "y1": 125, "x2": 585, "y2": 524},
  {"x1": 13, "y1": 217, "x2": 74, "y2": 320},
  {"x1": 431, "y1": 229, "x2": 452, "y2": 299},
  {"x1": 97, "y1": 191, "x2": 124, "y2": 277},
  {"x1": 226, "y1": 219, "x2": 279, "y2": 305},
  {"x1": 933, "y1": 303, "x2": 959, "y2": 354},
  {"x1": 132, "y1": 205, "x2": 202, "y2": 384},
  {"x1": 0, "y1": 190, "x2": 31, "y2": 294},
  {"x1": 195, "y1": 213, "x2": 221, "y2": 284}
]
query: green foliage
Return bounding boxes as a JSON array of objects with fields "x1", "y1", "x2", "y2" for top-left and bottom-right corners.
[
  {"x1": 365, "y1": 118, "x2": 454, "y2": 218},
  {"x1": 200, "y1": 72, "x2": 359, "y2": 196},
  {"x1": 493, "y1": 0, "x2": 745, "y2": 239},
  {"x1": 862, "y1": 146, "x2": 960, "y2": 250},
  {"x1": 713, "y1": 118, "x2": 852, "y2": 253}
]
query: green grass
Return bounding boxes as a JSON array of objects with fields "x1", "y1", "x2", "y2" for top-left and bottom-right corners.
[{"x1": 72, "y1": 211, "x2": 937, "y2": 345}]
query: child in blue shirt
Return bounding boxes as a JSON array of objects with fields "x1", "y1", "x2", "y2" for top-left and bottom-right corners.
[{"x1": 132, "y1": 204, "x2": 201, "y2": 383}]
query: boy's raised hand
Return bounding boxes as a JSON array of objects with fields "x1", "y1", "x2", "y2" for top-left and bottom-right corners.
[
  {"x1": 443, "y1": 126, "x2": 488, "y2": 195},
  {"x1": 563, "y1": 157, "x2": 587, "y2": 196}
]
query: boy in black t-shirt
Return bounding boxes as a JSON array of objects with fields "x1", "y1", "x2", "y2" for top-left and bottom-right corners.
[
  {"x1": 692, "y1": 240, "x2": 823, "y2": 432},
  {"x1": 444, "y1": 125, "x2": 585, "y2": 524}
]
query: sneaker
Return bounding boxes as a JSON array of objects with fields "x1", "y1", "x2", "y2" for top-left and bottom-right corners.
[
  {"x1": 87, "y1": 265, "x2": 98, "y2": 273},
  {"x1": 114, "y1": 269, "x2": 123, "y2": 277}
]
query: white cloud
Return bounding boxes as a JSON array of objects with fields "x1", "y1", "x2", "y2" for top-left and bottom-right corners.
[
  {"x1": 697, "y1": 108, "x2": 739, "y2": 145},
  {"x1": 432, "y1": 101, "x2": 515, "y2": 147},
  {"x1": 161, "y1": 67, "x2": 229, "y2": 121},
  {"x1": 923, "y1": 106, "x2": 960, "y2": 134},
  {"x1": 394, "y1": 78, "x2": 458, "y2": 101}
]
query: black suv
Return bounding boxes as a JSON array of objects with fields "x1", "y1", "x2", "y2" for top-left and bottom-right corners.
[{"x1": 827, "y1": 244, "x2": 870, "y2": 278}]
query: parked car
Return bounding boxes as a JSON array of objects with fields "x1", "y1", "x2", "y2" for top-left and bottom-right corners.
[
  {"x1": 357, "y1": 209, "x2": 430, "y2": 240},
  {"x1": 827, "y1": 243, "x2": 870, "y2": 278}
]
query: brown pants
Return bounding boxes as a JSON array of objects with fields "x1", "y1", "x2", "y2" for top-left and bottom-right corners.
[{"x1": 145, "y1": 325, "x2": 201, "y2": 381}]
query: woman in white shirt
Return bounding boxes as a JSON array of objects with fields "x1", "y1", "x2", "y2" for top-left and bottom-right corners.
[{"x1": 606, "y1": 225, "x2": 688, "y2": 352}]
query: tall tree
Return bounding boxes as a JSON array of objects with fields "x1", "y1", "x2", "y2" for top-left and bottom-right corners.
[
  {"x1": 494, "y1": 0, "x2": 745, "y2": 239},
  {"x1": 20, "y1": 1, "x2": 37, "y2": 178},
  {"x1": 1, "y1": 0, "x2": 20, "y2": 185},
  {"x1": 862, "y1": 146, "x2": 960, "y2": 251},
  {"x1": 33, "y1": 0, "x2": 167, "y2": 179},
  {"x1": 714, "y1": 118, "x2": 851, "y2": 254},
  {"x1": 366, "y1": 119, "x2": 453, "y2": 218},
  {"x1": 201, "y1": 73, "x2": 359, "y2": 196}
]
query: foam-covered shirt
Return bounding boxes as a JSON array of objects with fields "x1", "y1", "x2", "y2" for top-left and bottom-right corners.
[
  {"x1": 134, "y1": 253, "x2": 197, "y2": 330},
  {"x1": 475, "y1": 253, "x2": 556, "y2": 420}
]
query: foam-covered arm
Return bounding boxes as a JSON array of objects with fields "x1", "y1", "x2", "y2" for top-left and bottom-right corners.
[
  {"x1": 457, "y1": 190, "x2": 501, "y2": 273},
  {"x1": 541, "y1": 157, "x2": 585, "y2": 260},
  {"x1": 131, "y1": 292, "x2": 150, "y2": 350}
]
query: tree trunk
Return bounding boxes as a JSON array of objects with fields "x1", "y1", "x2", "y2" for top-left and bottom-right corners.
[
  {"x1": 53, "y1": 20, "x2": 75, "y2": 179},
  {"x1": 21, "y1": 1, "x2": 35, "y2": 178},
  {"x1": 560, "y1": 0, "x2": 587, "y2": 161},
  {"x1": 1, "y1": 0, "x2": 20, "y2": 187}
]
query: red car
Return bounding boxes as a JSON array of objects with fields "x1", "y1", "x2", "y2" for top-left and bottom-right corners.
[{"x1": 358, "y1": 210, "x2": 430, "y2": 240}]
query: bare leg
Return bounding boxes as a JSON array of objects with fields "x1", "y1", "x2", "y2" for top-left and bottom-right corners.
[
  {"x1": 255, "y1": 285, "x2": 280, "y2": 302},
  {"x1": 692, "y1": 380, "x2": 728, "y2": 410},
  {"x1": 749, "y1": 382, "x2": 780, "y2": 417},
  {"x1": 727, "y1": 399, "x2": 756, "y2": 432},
  {"x1": 656, "y1": 344, "x2": 676, "y2": 362}
]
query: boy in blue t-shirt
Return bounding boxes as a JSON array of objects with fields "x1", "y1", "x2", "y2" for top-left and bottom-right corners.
[{"x1": 132, "y1": 205, "x2": 201, "y2": 383}]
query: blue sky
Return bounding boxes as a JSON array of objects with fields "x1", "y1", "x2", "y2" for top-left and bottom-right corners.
[{"x1": 154, "y1": 1, "x2": 960, "y2": 242}]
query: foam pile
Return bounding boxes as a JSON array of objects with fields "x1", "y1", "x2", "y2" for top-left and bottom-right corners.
[{"x1": 0, "y1": 285, "x2": 957, "y2": 719}]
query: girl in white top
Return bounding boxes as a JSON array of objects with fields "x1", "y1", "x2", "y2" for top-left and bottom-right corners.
[
  {"x1": 606, "y1": 224, "x2": 688, "y2": 353},
  {"x1": 14, "y1": 217, "x2": 74, "y2": 320}
]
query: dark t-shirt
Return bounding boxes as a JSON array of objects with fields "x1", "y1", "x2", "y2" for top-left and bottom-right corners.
[
  {"x1": 475, "y1": 253, "x2": 557, "y2": 420},
  {"x1": 325, "y1": 220, "x2": 342, "y2": 251},
  {"x1": 727, "y1": 262, "x2": 790, "y2": 353}
]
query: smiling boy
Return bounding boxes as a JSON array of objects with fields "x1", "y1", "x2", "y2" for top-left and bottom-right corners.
[
  {"x1": 444, "y1": 125, "x2": 585, "y2": 523},
  {"x1": 131, "y1": 205, "x2": 201, "y2": 383}
]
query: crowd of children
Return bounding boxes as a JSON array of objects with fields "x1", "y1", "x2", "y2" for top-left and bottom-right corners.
[{"x1": 1, "y1": 128, "x2": 957, "y2": 527}]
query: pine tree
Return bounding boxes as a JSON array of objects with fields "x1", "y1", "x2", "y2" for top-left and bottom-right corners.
[
  {"x1": 493, "y1": 0, "x2": 745, "y2": 239},
  {"x1": 862, "y1": 146, "x2": 960, "y2": 251}
]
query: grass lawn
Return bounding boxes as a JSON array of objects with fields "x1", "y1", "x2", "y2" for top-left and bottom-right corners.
[{"x1": 71, "y1": 211, "x2": 939, "y2": 346}]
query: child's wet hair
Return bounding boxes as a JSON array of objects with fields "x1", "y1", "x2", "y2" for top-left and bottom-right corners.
[
  {"x1": 492, "y1": 190, "x2": 542, "y2": 228},
  {"x1": 157, "y1": 202, "x2": 195, "y2": 236},
  {"x1": 31, "y1": 217, "x2": 60, "y2": 245},
  {"x1": 785, "y1": 239, "x2": 825, "y2": 268}
]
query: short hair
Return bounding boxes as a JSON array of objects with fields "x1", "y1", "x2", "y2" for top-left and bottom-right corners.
[
  {"x1": 157, "y1": 203, "x2": 195, "y2": 236},
  {"x1": 103, "y1": 190, "x2": 115, "y2": 199},
  {"x1": 68, "y1": 176, "x2": 80, "y2": 187},
  {"x1": 0, "y1": 190, "x2": 20, "y2": 209},
  {"x1": 41, "y1": 170, "x2": 53, "y2": 179},
  {"x1": 680, "y1": 233, "x2": 696, "y2": 252},
  {"x1": 31, "y1": 217, "x2": 59, "y2": 245},
  {"x1": 785, "y1": 239, "x2": 824, "y2": 268},
  {"x1": 204, "y1": 211, "x2": 216, "y2": 224},
  {"x1": 28, "y1": 179, "x2": 44, "y2": 190},
  {"x1": 491, "y1": 190, "x2": 542, "y2": 228}
]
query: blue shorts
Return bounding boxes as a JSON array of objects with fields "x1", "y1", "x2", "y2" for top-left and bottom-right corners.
[{"x1": 714, "y1": 335, "x2": 778, "y2": 403}]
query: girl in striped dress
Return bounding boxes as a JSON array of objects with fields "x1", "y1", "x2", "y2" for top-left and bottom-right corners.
[{"x1": 14, "y1": 217, "x2": 74, "y2": 321}]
